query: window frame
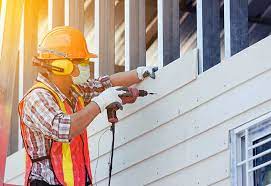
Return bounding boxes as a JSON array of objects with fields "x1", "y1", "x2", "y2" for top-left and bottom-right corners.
[{"x1": 230, "y1": 112, "x2": 271, "y2": 186}]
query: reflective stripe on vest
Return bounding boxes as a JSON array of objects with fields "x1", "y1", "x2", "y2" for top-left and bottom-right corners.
[
  {"x1": 19, "y1": 82, "x2": 92, "y2": 186},
  {"x1": 32, "y1": 82, "x2": 76, "y2": 185}
]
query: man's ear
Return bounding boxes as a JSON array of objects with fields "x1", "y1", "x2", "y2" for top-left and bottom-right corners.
[{"x1": 71, "y1": 63, "x2": 80, "y2": 77}]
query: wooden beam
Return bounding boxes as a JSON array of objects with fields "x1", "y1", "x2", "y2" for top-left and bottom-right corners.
[
  {"x1": 146, "y1": 16, "x2": 158, "y2": 50},
  {"x1": 197, "y1": 0, "x2": 220, "y2": 73},
  {"x1": 9, "y1": 53, "x2": 19, "y2": 155},
  {"x1": 20, "y1": 0, "x2": 39, "y2": 97},
  {"x1": 84, "y1": 0, "x2": 93, "y2": 10},
  {"x1": 0, "y1": 0, "x2": 23, "y2": 183},
  {"x1": 84, "y1": 0, "x2": 95, "y2": 35},
  {"x1": 157, "y1": 0, "x2": 180, "y2": 67},
  {"x1": 84, "y1": 0, "x2": 124, "y2": 35},
  {"x1": 16, "y1": 0, "x2": 40, "y2": 152},
  {"x1": 115, "y1": 64, "x2": 125, "y2": 73},
  {"x1": 48, "y1": 0, "x2": 64, "y2": 29},
  {"x1": 224, "y1": 0, "x2": 249, "y2": 58},
  {"x1": 94, "y1": 0, "x2": 115, "y2": 76},
  {"x1": 115, "y1": 0, "x2": 125, "y2": 29},
  {"x1": 125, "y1": 0, "x2": 146, "y2": 71},
  {"x1": 65, "y1": 0, "x2": 84, "y2": 32}
]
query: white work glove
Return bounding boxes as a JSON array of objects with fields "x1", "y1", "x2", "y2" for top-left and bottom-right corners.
[
  {"x1": 136, "y1": 66, "x2": 159, "y2": 80},
  {"x1": 91, "y1": 87, "x2": 126, "y2": 113}
]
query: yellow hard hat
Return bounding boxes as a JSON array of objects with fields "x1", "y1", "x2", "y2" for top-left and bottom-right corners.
[{"x1": 37, "y1": 26, "x2": 97, "y2": 60}]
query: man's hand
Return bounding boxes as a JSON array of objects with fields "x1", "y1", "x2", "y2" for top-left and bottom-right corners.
[
  {"x1": 120, "y1": 87, "x2": 139, "y2": 104},
  {"x1": 136, "y1": 66, "x2": 159, "y2": 80},
  {"x1": 91, "y1": 86, "x2": 126, "y2": 113}
]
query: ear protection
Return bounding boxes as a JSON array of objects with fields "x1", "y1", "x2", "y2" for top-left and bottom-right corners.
[
  {"x1": 51, "y1": 59, "x2": 74, "y2": 75},
  {"x1": 33, "y1": 57, "x2": 74, "y2": 75}
]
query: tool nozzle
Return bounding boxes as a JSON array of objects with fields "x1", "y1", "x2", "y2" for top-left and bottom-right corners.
[{"x1": 138, "y1": 90, "x2": 157, "y2": 97}]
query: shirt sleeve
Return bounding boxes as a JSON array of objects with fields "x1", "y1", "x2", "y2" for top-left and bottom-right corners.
[
  {"x1": 78, "y1": 75, "x2": 112, "y2": 103},
  {"x1": 22, "y1": 88, "x2": 71, "y2": 142}
]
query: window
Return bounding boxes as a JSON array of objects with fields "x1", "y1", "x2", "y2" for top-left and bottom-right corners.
[{"x1": 230, "y1": 113, "x2": 271, "y2": 186}]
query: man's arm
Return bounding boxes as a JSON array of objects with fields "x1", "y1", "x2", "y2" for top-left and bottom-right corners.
[
  {"x1": 69, "y1": 101, "x2": 100, "y2": 138},
  {"x1": 110, "y1": 69, "x2": 140, "y2": 87},
  {"x1": 22, "y1": 87, "x2": 124, "y2": 141},
  {"x1": 110, "y1": 66, "x2": 158, "y2": 87},
  {"x1": 22, "y1": 89, "x2": 98, "y2": 142},
  {"x1": 77, "y1": 66, "x2": 158, "y2": 103},
  {"x1": 78, "y1": 75, "x2": 113, "y2": 103}
]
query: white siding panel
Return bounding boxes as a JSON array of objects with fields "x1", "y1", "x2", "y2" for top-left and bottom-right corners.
[
  {"x1": 87, "y1": 49, "x2": 198, "y2": 137},
  {"x1": 6, "y1": 174, "x2": 24, "y2": 185},
  {"x1": 93, "y1": 81, "x2": 271, "y2": 185},
  {"x1": 89, "y1": 35, "x2": 271, "y2": 163},
  {"x1": 90, "y1": 64, "x2": 271, "y2": 164},
  {"x1": 93, "y1": 115, "x2": 230, "y2": 184},
  {"x1": 89, "y1": 36, "x2": 271, "y2": 185},
  {"x1": 4, "y1": 149, "x2": 25, "y2": 184},
  {"x1": 142, "y1": 98, "x2": 271, "y2": 186},
  {"x1": 93, "y1": 98, "x2": 271, "y2": 185},
  {"x1": 146, "y1": 151, "x2": 229, "y2": 186},
  {"x1": 94, "y1": 150, "x2": 229, "y2": 186},
  {"x1": 209, "y1": 178, "x2": 231, "y2": 186}
]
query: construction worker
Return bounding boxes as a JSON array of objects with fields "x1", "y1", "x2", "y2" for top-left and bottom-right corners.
[{"x1": 18, "y1": 26, "x2": 158, "y2": 186}]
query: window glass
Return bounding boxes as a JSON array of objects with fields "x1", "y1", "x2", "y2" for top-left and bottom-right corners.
[{"x1": 253, "y1": 134, "x2": 271, "y2": 186}]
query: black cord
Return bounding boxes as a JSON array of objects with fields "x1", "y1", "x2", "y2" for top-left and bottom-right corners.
[
  {"x1": 108, "y1": 123, "x2": 115, "y2": 186},
  {"x1": 94, "y1": 128, "x2": 110, "y2": 186}
]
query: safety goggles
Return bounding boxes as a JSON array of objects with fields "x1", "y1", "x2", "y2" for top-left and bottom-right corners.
[{"x1": 71, "y1": 59, "x2": 94, "y2": 66}]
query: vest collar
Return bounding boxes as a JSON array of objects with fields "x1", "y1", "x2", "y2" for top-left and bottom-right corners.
[
  {"x1": 36, "y1": 73, "x2": 67, "y2": 102},
  {"x1": 36, "y1": 73, "x2": 84, "y2": 102}
]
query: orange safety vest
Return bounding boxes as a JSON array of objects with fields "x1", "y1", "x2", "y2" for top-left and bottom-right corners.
[{"x1": 18, "y1": 82, "x2": 93, "y2": 186}]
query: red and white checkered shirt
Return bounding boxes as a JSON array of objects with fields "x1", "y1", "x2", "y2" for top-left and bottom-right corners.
[{"x1": 20, "y1": 73, "x2": 112, "y2": 185}]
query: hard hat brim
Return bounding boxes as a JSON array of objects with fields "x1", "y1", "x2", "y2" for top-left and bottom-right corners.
[{"x1": 86, "y1": 52, "x2": 98, "y2": 59}]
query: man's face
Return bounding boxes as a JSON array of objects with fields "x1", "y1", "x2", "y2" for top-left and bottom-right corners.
[
  {"x1": 70, "y1": 59, "x2": 90, "y2": 77},
  {"x1": 70, "y1": 59, "x2": 91, "y2": 85}
]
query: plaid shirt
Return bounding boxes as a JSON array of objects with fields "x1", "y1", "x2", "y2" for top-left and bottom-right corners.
[{"x1": 20, "y1": 73, "x2": 112, "y2": 185}]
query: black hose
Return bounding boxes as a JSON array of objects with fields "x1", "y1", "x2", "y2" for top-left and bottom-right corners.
[{"x1": 108, "y1": 123, "x2": 115, "y2": 186}]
